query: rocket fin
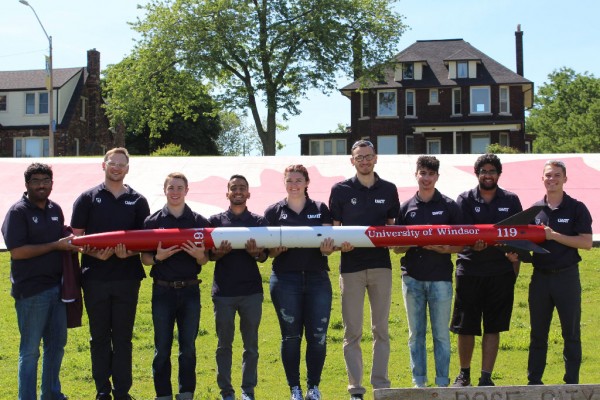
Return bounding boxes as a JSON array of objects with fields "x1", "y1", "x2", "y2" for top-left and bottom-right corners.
[
  {"x1": 497, "y1": 239, "x2": 550, "y2": 263},
  {"x1": 494, "y1": 205, "x2": 545, "y2": 226}
]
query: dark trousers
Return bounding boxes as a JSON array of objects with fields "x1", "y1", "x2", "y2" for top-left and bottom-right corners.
[
  {"x1": 528, "y1": 267, "x2": 581, "y2": 384},
  {"x1": 213, "y1": 293, "x2": 263, "y2": 396},
  {"x1": 82, "y1": 279, "x2": 140, "y2": 397}
]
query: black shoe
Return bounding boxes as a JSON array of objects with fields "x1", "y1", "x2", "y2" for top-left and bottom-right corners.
[
  {"x1": 350, "y1": 395, "x2": 364, "y2": 400},
  {"x1": 114, "y1": 395, "x2": 135, "y2": 400},
  {"x1": 478, "y1": 376, "x2": 495, "y2": 386},
  {"x1": 451, "y1": 372, "x2": 471, "y2": 387},
  {"x1": 96, "y1": 394, "x2": 112, "y2": 400}
]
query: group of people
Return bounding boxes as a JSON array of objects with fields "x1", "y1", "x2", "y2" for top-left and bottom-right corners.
[{"x1": 1, "y1": 142, "x2": 592, "y2": 400}]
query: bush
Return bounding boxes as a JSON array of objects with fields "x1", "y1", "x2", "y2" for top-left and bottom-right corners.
[
  {"x1": 486, "y1": 143, "x2": 520, "y2": 154},
  {"x1": 151, "y1": 143, "x2": 191, "y2": 156}
]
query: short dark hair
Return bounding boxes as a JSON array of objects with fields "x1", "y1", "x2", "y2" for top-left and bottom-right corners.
[
  {"x1": 284, "y1": 164, "x2": 310, "y2": 197},
  {"x1": 416, "y1": 155, "x2": 439, "y2": 173},
  {"x1": 474, "y1": 153, "x2": 502, "y2": 175},
  {"x1": 164, "y1": 172, "x2": 188, "y2": 189},
  {"x1": 545, "y1": 160, "x2": 566, "y2": 175},
  {"x1": 24, "y1": 163, "x2": 53, "y2": 183},
  {"x1": 351, "y1": 140, "x2": 375, "y2": 153},
  {"x1": 228, "y1": 174, "x2": 249, "y2": 189}
]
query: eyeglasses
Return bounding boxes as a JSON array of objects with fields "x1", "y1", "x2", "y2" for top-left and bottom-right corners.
[
  {"x1": 479, "y1": 169, "x2": 498, "y2": 176},
  {"x1": 351, "y1": 140, "x2": 374, "y2": 150},
  {"x1": 353, "y1": 154, "x2": 376, "y2": 162},
  {"x1": 106, "y1": 161, "x2": 128, "y2": 169},
  {"x1": 28, "y1": 178, "x2": 52, "y2": 186}
]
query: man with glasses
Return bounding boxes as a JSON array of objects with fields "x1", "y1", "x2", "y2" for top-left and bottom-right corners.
[
  {"x1": 2, "y1": 163, "x2": 79, "y2": 400},
  {"x1": 527, "y1": 160, "x2": 592, "y2": 385},
  {"x1": 450, "y1": 153, "x2": 522, "y2": 387},
  {"x1": 71, "y1": 148, "x2": 150, "y2": 400},
  {"x1": 329, "y1": 140, "x2": 400, "y2": 400}
]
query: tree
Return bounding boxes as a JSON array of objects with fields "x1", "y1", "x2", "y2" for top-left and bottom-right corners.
[
  {"x1": 217, "y1": 111, "x2": 263, "y2": 156},
  {"x1": 528, "y1": 67, "x2": 600, "y2": 153},
  {"x1": 102, "y1": 48, "x2": 222, "y2": 155},
  {"x1": 132, "y1": 0, "x2": 406, "y2": 155}
]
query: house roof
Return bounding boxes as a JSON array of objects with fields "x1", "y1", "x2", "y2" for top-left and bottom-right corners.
[
  {"x1": 341, "y1": 39, "x2": 532, "y2": 92},
  {"x1": 0, "y1": 67, "x2": 86, "y2": 91}
]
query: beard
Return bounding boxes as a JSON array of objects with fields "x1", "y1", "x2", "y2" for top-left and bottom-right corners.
[{"x1": 479, "y1": 180, "x2": 498, "y2": 191}]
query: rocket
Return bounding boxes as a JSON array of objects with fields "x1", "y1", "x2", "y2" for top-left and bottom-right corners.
[{"x1": 71, "y1": 206, "x2": 549, "y2": 254}]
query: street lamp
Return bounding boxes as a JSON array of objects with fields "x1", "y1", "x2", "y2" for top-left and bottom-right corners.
[{"x1": 19, "y1": 0, "x2": 54, "y2": 157}]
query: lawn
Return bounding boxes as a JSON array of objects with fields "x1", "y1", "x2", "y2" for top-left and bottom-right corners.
[{"x1": 0, "y1": 249, "x2": 598, "y2": 399}]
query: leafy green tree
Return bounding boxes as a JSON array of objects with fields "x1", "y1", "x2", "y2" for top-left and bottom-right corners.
[
  {"x1": 217, "y1": 112, "x2": 263, "y2": 156},
  {"x1": 528, "y1": 68, "x2": 600, "y2": 153},
  {"x1": 131, "y1": 0, "x2": 406, "y2": 155},
  {"x1": 102, "y1": 48, "x2": 221, "y2": 155}
]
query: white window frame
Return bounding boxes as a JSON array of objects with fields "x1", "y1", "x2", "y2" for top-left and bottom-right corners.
[
  {"x1": 471, "y1": 132, "x2": 490, "y2": 153},
  {"x1": 14, "y1": 137, "x2": 50, "y2": 157},
  {"x1": 429, "y1": 89, "x2": 439, "y2": 105},
  {"x1": 309, "y1": 139, "x2": 347, "y2": 155},
  {"x1": 457, "y1": 62, "x2": 468, "y2": 78},
  {"x1": 470, "y1": 86, "x2": 491, "y2": 114},
  {"x1": 499, "y1": 86, "x2": 510, "y2": 114},
  {"x1": 377, "y1": 90, "x2": 397, "y2": 117},
  {"x1": 405, "y1": 135, "x2": 414, "y2": 154},
  {"x1": 452, "y1": 88, "x2": 462, "y2": 116},
  {"x1": 405, "y1": 90, "x2": 416, "y2": 118},
  {"x1": 427, "y1": 138, "x2": 441, "y2": 154},
  {"x1": 403, "y1": 63, "x2": 414, "y2": 80},
  {"x1": 25, "y1": 92, "x2": 49, "y2": 115}
]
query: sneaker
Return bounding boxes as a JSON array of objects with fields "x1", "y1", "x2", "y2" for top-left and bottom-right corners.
[
  {"x1": 241, "y1": 393, "x2": 255, "y2": 400},
  {"x1": 350, "y1": 395, "x2": 364, "y2": 400},
  {"x1": 96, "y1": 394, "x2": 112, "y2": 400},
  {"x1": 305, "y1": 386, "x2": 321, "y2": 400},
  {"x1": 451, "y1": 372, "x2": 471, "y2": 387},
  {"x1": 221, "y1": 393, "x2": 235, "y2": 400},
  {"x1": 478, "y1": 376, "x2": 495, "y2": 386},
  {"x1": 290, "y1": 386, "x2": 304, "y2": 400}
]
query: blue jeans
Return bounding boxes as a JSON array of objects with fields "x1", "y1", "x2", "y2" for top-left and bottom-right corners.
[
  {"x1": 402, "y1": 276, "x2": 452, "y2": 387},
  {"x1": 15, "y1": 285, "x2": 67, "y2": 400},
  {"x1": 269, "y1": 271, "x2": 332, "y2": 388},
  {"x1": 213, "y1": 293, "x2": 263, "y2": 396},
  {"x1": 152, "y1": 283, "x2": 200, "y2": 399}
]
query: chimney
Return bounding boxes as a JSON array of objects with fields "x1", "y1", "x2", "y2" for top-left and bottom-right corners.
[
  {"x1": 87, "y1": 49, "x2": 100, "y2": 86},
  {"x1": 515, "y1": 25, "x2": 524, "y2": 76}
]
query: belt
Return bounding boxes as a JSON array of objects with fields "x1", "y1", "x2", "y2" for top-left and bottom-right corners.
[
  {"x1": 154, "y1": 279, "x2": 202, "y2": 289},
  {"x1": 534, "y1": 265, "x2": 577, "y2": 275}
]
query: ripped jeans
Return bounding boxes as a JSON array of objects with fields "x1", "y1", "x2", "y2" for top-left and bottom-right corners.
[{"x1": 269, "y1": 270, "x2": 332, "y2": 388}]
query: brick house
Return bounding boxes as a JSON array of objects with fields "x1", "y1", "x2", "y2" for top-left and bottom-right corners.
[
  {"x1": 0, "y1": 49, "x2": 123, "y2": 157},
  {"x1": 300, "y1": 28, "x2": 533, "y2": 155}
]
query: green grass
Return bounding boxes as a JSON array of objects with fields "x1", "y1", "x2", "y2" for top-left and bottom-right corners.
[{"x1": 1, "y1": 250, "x2": 599, "y2": 399}]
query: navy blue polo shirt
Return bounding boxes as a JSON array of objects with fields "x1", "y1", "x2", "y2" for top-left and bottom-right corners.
[
  {"x1": 264, "y1": 198, "x2": 332, "y2": 273},
  {"x1": 144, "y1": 204, "x2": 210, "y2": 281},
  {"x1": 71, "y1": 183, "x2": 150, "y2": 281},
  {"x1": 2, "y1": 194, "x2": 65, "y2": 299},
  {"x1": 329, "y1": 173, "x2": 400, "y2": 273},
  {"x1": 209, "y1": 208, "x2": 267, "y2": 297},
  {"x1": 397, "y1": 189, "x2": 462, "y2": 281},
  {"x1": 455, "y1": 187, "x2": 523, "y2": 276},
  {"x1": 531, "y1": 193, "x2": 592, "y2": 270}
]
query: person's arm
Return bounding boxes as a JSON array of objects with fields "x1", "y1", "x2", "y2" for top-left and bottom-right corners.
[
  {"x1": 545, "y1": 229, "x2": 593, "y2": 250},
  {"x1": 9, "y1": 236, "x2": 79, "y2": 260}
]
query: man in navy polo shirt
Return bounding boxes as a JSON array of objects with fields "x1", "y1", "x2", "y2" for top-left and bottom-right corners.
[
  {"x1": 141, "y1": 172, "x2": 209, "y2": 400},
  {"x1": 527, "y1": 160, "x2": 592, "y2": 385},
  {"x1": 450, "y1": 153, "x2": 522, "y2": 387},
  {"x1": 2, "y1": 163, "x2": 78, "y2": 400},
  {"x1": 328, "y1": 140, "x2": 400, "y2": 400},
  {"x1": 208, "y1": 175, "x2": 268, "y2": 400},
  {"x1": 394, "y1": 156, "x2": 462, "y2": 388},
  {"x1": 71, "y1": 148, "x2": 150, "y2": 400}
]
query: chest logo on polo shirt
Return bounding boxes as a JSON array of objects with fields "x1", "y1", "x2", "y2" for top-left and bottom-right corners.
[
  {"x1": 124, "y1": 200, "x2": 136, "y2": 205},
  {"x1": 280, "y1": 211, "x2": 288, "y2": 220},
  {"x1": 535, "y1": 218, "x2": 542, "y2": 225},
  {"x1": 498, "y1": 207, "x2": 509, "y2": 212},
  {"x1": 374, "y1": 199, "x2": 385, "y2": 204},
  {"x1": 51, "y1": 216, "x2": 59, "y2": 222},
  {"x1": 410, "y1": 211, "x2": 416, "y2": 218},
  {"x1": 307, "y1": 213, "x2": 321, "y2": 219},
  {"x1": 95, "y1": 198, "x2": 102, "y2": 204},
  {"x1": 557, "y1": 218, "x2": 570, "y2": 223},
  {"x1": 432, "y1": 211, "x2": 444, "y2": 216},
  {"x1": 48, "y1": 203, "x2": 53, "y2": 209},
  {"x1": 32, "y1": 216, "x2": 38, "y2": 224},
  {"x1": 351, "y1": 198, "x2": 357, "y2": 205},
  {"x1": 475, "y1": 207, "x2": 481, "y2": 213}
]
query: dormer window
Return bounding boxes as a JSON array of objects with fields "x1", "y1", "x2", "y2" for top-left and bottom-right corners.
[
  {"x1": 403, "y1": 63, "x2": 414, "y2": 80},
  {"x1": 457, "y1": 62, "x2": 468, "y2": 78}
]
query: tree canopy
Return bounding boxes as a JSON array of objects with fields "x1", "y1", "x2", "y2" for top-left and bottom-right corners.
[
  {"x1": 129, "y1": 0, "x2": 406, "y2": 155},
  {"x1": 528, "y1": 67, "x2": 600, "y2": 153}
]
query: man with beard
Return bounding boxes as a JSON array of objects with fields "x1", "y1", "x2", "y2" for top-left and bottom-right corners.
[
  {"x1": 329, "y1": 140, "x2": 400, "y2": 400},
  {"x1": 450, "y1": 153, "x2": 522, "y2": 387},
  {"x1": 2, "y1": 163, "x2": 79, "y2": 400},
  {"x1": 71, "y1": 148, "x2": 150, "y2": 400},
  {"x1": 208, "y1": 175, "x2": 267, "y2": 400}
]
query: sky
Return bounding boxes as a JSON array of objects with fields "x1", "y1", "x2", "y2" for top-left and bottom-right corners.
[{"x1": 1, "y1": 0, "x2": 599, "y2": 155}]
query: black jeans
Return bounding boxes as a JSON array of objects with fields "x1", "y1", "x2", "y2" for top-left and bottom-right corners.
[
  {"x1": 528, "y1": 267, "x2": 581, "y2": 384},
  {"x1": 82, "y1": 279, "x2": 141, "y2": 397}
]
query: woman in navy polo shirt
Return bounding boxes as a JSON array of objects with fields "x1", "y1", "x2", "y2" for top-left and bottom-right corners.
[{"x1": 264, "y1": 164, "x2": 335, "y2": 400}]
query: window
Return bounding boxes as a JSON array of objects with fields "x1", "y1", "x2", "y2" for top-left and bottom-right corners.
[
  {"x1": 0, "y1": 95, "x2": 6, "y2": 111},
  {"x1": 403, "y1": 63, "x2": 414, "y2": 80},
  {"x1": 457, "y1": 62, "x2": 468, "y2": 78},
  {"x1": 14, "y1": 137, "x2": 49, "y2": 157},
  {"x1": 429, "y1": 89, "x2": 439, "y2": 105},
  {"x1": 309, "y1": 139, "x2": 347, "y2": 155},
  {"x1": 471, "y1": 133, "x2": 490, "y2": 154},
  {"x1": 39, "y1": 92, "x2": 48, "y2": 114},
  {"x1": 499, "y1": 86, "x2": 510, "y2": 114},
  {"x1": 405, "y1": 136, "x2": 414, "y2": 154},
  {"x1": 405, "y1": 90, "x2": 416, "y2": 117},
  {"x1": 26, "y1": 93, "x2": 36, "y2": 114},
  {"x1": 427, "y1": 139, "x2": 441, "y2": 154},
  {"x1": 377, "y1": 135, "x2": 398, "y2": 155},
  {"x1": 470, "y1": 86, "x2": 491, "y2": 114},
  {"x1": 499, "y1": 132, "x2": 509, "y2": 147},
  {"x1": 452, "y1": 88, "x2": 462, "y2": 115},
  {"x1": 377, "y1": 90, "x2": 397, "y2": 117}
]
